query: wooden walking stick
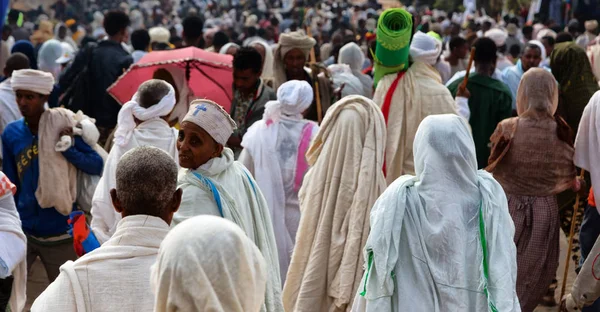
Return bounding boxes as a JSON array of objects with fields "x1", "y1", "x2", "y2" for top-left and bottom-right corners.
[
  {"x1": 459, "y1": 47, "x2": 476, "y2": 92},
  {"x1": 306, "y1": 25, "x2": 323, "y2": 124},
  {"x1": 559, "y1": 169, "x2": 587, "y2": 303}
]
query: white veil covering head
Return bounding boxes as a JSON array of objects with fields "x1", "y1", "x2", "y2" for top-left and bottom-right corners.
[
  {"x1": 264, "y1": 80, "x2": 313, "y2": 123},
  {"x1": 38, "y1": 39, "x2": 64, "y2": 79},
  {"x1": 357, "y1": 114, "x2": 519, "y2": 311},
  {"x1": 575, "y1": 91, "x2": 600, "y2": 204},
  {"x1": 219, "y1": 42, "x2": 240, "y2": 54},
  {"x1": 409, "y1": 31, "x2": 442, "y2": 66},
  {"x1": 0, "y1": 172, "x2": 27, "y2": 312},
  {"x1": 516, "y1": 68, "x2": 558, "y2": 117},
  {"x1": 151, "y1": 216, "x2": 267, "y2": 312},
  {"x1": 338, "y1": 42, "x2": 373, "y2": 97},
  {"x1": 114, "y1": 82, "x2": 176, "y2": 147},
  {"x1": 247, "y1": 38, "x2": 275, "y2": 82},
  {"x1": 528, "y1": 40, "x2": 547, "y2": 62},
  {"x1": 328, "y1": 64, "x2": 365, "y2": 98}
]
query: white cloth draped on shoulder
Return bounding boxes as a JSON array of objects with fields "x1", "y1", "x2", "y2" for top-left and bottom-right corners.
[
  {"x1": 352, "y1": 114, "x2": 520, "y2": 312},
  {"x1": 175, "y1": 148, "x2": 283, "y2": 312},
  {"x1": 283, "y1": 95, "x2": 387, "y2": 312},
  {"x1": 31, "y1": 215, "x2": 170, "y2": 312},
  {"x1": 574, "y1": 90, "x2": 600, "y2": 206}
]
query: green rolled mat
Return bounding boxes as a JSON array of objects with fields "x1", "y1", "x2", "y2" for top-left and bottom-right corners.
[{"x1": 374, "y1": 8, "x2": 413, "y2": 87}]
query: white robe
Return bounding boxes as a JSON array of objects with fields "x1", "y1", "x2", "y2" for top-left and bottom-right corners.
[
  {"x1": 90, "y1": 119, "x2": 178, "y2": 244},
  {"x1": 0, "y1": 79, "x2": 21, "y2": 162},
  {"x1": 175, "y1": 148, "x2": 283, "y2": 312},
  {"x1": 31, "y1": 215, "x2": 170, "y2": 312}
]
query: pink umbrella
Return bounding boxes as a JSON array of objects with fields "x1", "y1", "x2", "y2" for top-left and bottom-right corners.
[{"x1": 107, "y1": 47, "x2": 234, "y2": 112}]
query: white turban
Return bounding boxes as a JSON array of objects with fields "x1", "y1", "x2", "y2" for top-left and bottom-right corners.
[
  {"x1": 586, "y1": 20, "x2": 598, "y2": 32},
  {"x1": 536, "y1": 28, "x2": 557, "y2": 40},
  {"x1": 273, "y1": 31, "x2": 316, "y2": 90},
  {"x1": 410, "y1": 31, "x2": 442, "y2": 66},
  {"x1": 484, "y1": 28, "x2": 508, "y2": 47},
  {"x1": 114, "y1": 83, "x2": 176, "y2": 146},
  {"x1": 182, "y1": 99, "x2": 237, "y2": 145},
  {"x1": 152, "y1": 216, "x2": 267, "y2": 312},
  {"x1": 264, "y1": 80, "x2": 313, "y2": 123},
  {"x1": 11, "y1": 69, "x2": 55, "y2": 95},
  {"x1": 149, "y1": 27, "x2": 171, "y2": 44}
]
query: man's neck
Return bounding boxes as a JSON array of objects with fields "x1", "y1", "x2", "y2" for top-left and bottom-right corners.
[
  {"x1": 108, "y1": 36, "x2": 122, "y2": 44},
  {"x1": 476, "y1": 64, "x2": 495, "y2": 77},
  {"x1": 25, "y1": 114, "x2": 43, "y2": 135},
  {"x1": 239, "y1": 80, "x2": 260, "y2": 98},
  {"x1": 287, "y1": 71, "x2": 306, "y2": 81}
]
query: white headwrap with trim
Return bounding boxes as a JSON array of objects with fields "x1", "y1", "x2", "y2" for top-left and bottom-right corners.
[
  {"x1": 182, "y1": 99, "x2": 237, "y2": 145},
  {"x1": 264, "y1": 80, "x2": 313, "y2": 123}
]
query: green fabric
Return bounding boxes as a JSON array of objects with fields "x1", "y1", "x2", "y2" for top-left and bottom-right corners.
[
  {"x1": 478, "y1": 201, "x2": 499, "y2": 312},
  {"x1": 427, "y1": 31, "x2": 442, "y2": 42},
  {"x1": 373, "y1": 8, "x2": 412, "y2": 87},
  {"x1": 550, "y1": 42, "x2": 599, "y2": 134},
  {"x1": 448, "y1": 73, "x2": 512, "y2": 169}
]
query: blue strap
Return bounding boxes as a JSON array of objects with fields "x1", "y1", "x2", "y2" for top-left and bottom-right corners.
[
  {"x1": 243, "y1": 170, "x2": 258, "y2": 197},
  {"x1": 191, "y1": 172, "x2": 224, "y2": 217}
]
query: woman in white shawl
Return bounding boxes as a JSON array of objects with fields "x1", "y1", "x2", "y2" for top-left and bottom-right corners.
[
  {"x1": 152, "y1": 216, "x2": 267, "y2": 312},
  {"x1": 174, "y1": 100, "x2": 283, "y2": 312},
  {"x1": 0, "y1": 172, "x2": 26, "y2": 312},
  {"x1": 239, "y1": 80, "x2": 318, "y2": 284},
  {"x1": 38, "y1": 39, "x2": 64, "y2": 80},
  {"x1": 247, "y1": 38, "x2": 275, "y2": 85},
  {"x1": 353, "y1": 114, "x2": 520, "y2": 312},
  {"x1": 338, "y1": 42, "x2": 373, "y2": 97},
  {"x1": 283, "y1": 95, "x2": 387, "y2": 312}
]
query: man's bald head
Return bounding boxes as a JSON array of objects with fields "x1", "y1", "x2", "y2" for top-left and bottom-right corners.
[
  {"x1": 137, "y1": 79, "x2": 172, "y2": 109},
  {"x1": 4, "y1": 53, "x2": 30, "y2": 78}
]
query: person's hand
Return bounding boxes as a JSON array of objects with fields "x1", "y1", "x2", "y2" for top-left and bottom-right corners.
[
  {"x1": 457, "y1": 85, "x2": 471, "y2": 99},
  {"x1": 559, "y1": 298, "x2": 568, "y2": 312},
  {"x1": 60, "y1": 127, "x2": 74, "y2": 138}
]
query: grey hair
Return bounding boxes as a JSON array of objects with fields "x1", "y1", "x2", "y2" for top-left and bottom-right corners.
[
  {"x1": 115, "y1": 146, "x2": 178, "y2": 216},
  {"x1": 138, "y1": 79, "x2": 172, "y2": 109}
]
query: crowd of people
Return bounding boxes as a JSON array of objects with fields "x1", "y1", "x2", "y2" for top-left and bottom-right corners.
[{"x1": 2, "y1": 1, "x2": 600, "y2": 312}]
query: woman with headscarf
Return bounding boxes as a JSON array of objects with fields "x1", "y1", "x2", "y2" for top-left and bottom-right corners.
[
  {"x1": 283, "y1": 95, "x2": 387, "y2": 312},
  {"x1": 174, "y1": 100, "x2": 283, "y2": 312},
  {"x1": 152, "y1": 216, "x2": 267, "y2": 312},
  {"x1": 273, "y1": 31, "x2": 332, "y2": 122},
  {"x1": 247, "y1": 38, "x2": 275, "y2": 85},
  {"x1": 239, "y1": 80, "x2": 318, "y2": 284},
  {"x1": 37, "y1": 39, "x2": 64, "y2": 80},
  {"x1": 338, "y1": 42, "x2": 373, "y2": 97},
  {"x1": 353, "y1": 114, "x2": 520, "y2": 312},
  {"x1": 219, "y1": 42, "x2": 240, "y2": 55},
  {"x1": 11, "y1": 40, "x2": 37, "y2": 69},
  {"x1": 486, "y1": 69, "x2": 580, "y2": 312}
]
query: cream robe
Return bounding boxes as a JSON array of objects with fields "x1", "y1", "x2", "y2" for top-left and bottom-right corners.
[
  {"x1": 282, "y1": 96, "x2": 387, "y2": 312},
  {"x1": 175, "y1": 148, "x2": 283, "y2": 312},
  {"x1": 31, "y1": 215, "x2": 170, "y2": 312},
  {"x1": 90, "y1": 119, "x2": 178, "y2": 244},
  {"x1": 373, "y1": 61, "x2": 457, "y2": 184}
]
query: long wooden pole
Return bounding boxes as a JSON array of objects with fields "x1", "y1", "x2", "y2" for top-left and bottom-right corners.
[
  {"x1": 560, "y1": 169, "x2": 586, "y2": 302},
  {"x1": 460, "y1": 48, "x2": 476, "y2": 91},
  {"x1": 306, "y1": 26, "x2": 323, "y2": 124}
]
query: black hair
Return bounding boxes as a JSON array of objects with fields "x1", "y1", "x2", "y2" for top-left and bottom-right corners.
[
  {"x1": 7, "y1": 10, "x2": 19, "y2": 23},
  {"x1": 449, "y1": 36, "x2": 467, "y2": 51},
  {"x1": 131, "y1": 29, "x2": 150, "y2": 51},
  {"x1": 2, "y1": 25, "x2": 12, "y2": 34},
  {"x1": 524, "y1": 43, "x2": 541, "y2": 54},
  {"x1": 246, "y1": 26, "x2": 257, "y2": 37},
  {"x1": 104, "y1": 11, "x2": 130, "y2": 36},
  {"x1": 473, "y1": 37, "x2": 497, "y2": 64},
  {"x1": 182, "y1": 15, "x2": 204, "y2": 41},
  {"x1": 233, "y1": 46, "x2": 263, "y2": 73},
  {"x1": 542, "y1": 35, "x2": 555, "y2": 47},
  {"x1": 556, "y1": 32, "x2": 574, "y2": 43},
  {"x1": 509, "y1": 44, "x2": 521, "y2": 58},
  {"x1": 213, "y1": 31, "x2": 229, "y2": 48},
  {"x1": 522, "y1": 25, "x2": 533, "y2": 36}
]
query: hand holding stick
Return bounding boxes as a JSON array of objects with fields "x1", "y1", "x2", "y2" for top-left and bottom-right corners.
[{"x1": 458, "y1": 48, "x2": 476, "y2": 95}]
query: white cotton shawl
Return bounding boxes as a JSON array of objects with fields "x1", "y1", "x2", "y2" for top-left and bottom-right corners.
[
  {"x1": 373, "y1": 61, "x2": 457, "y2": 184},
  {"x1": 574, "y1": 91, "x2": 600, "y2": 204},
  {"x1": 353, "y1": 114, "x2": 520, "y2": 312},
  {"x1": 282, "y1": 95, "x2": 387, "y2": 312},
  {"x1": 174, "y1": 148, "x2": 283, "y2": 312},
  {"x1": 338, "y1": 42, "x2": 373, "y2": 97},
  {"x1": 90, "y1": 119, "x2": 178, "y2": 244},
  {"x1": 247, "y1": 38, "x2": 275, "y2": 83},
  {"x1": 31, "y1": 215, "x2": 170, "y2": 312},
  {"x1": 152, "y1": 216, "x2": 267, "y2": 312},
  {"x1": 0, "y1": 172, "x2": 26, "y2": 312}
]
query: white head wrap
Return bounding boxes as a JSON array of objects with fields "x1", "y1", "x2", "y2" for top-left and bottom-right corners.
[
  {"x1": 219, "y1": 42, "x2": 240, "y2": 54},
  {"x1": 264, "y1": 80, "x2": 313, "y2": 123},
  {"x1": 338, "y1": 42, "x2": 365, "y2": 73},
  {"x1": 484, "y1": 28, "x2": 508, "y2": 47},
  {"x1": 182, "y1": 99, "x2": 237, "y2": 145},
  {"x1": 149, "y1": 27, "x2": 171, "y2": 44},
  {"x1": 536, "y1": 28, "x2": 557, "y2": 40},
  {"x1": 409, "y1": 31, "x2": 442, "y2": 66},
  {"x1": 328, "y1": 64, "x2": 365, "y2": 98},
  {"x1": 247, "y1": 38, "x2": 274, "y2": 81},
  {"x1": 38, "y1": 39, "x2": 64, "y2": 79},
  {"x1": 528, "y1": 40, "x2": 547, "y2": 62},
  {"x1": 114, "y1": 83, "x2": 176, "y2": 146},
  {"x1": 152, "y1": 216, "x2": 267, "y2": 312},
  {"x1": 11, "y1": 69, "x2": 55, "y2": 95}
]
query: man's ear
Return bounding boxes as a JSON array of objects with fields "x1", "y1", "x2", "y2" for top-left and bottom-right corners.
[
  {"x1": 170, "y1": 188, "x2": 183, "y2": 214},
  {"x1": 110, "y1": 189, "x2": 124, "y2": 214}
]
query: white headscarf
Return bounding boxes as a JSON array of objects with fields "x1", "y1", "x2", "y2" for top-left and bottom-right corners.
[
  {"x1": 338, "y1": 42, "x2": 373, "y2": 97},
  {"x1": 528, "y1": 39, "x2": 547, "y2": 61},
  {"x1": 575, "y1": 91, "x2": 600, "y2": 204},
  {"x1": 485, "y1": 28, "x2": 508, "y2": 47},
  {"x1": 357, "y1": 114, "x2": 519, "y2": 311},
  {"x1": 182, "y1": 100, "x2": 237, "y2": 145},
  {"x1": 219, "y1": 42, "x2": 240, "y2": 54},
  {"x1": 152, "y1": 216, "x2": 267, "y2": 312},
  {"x1": 409, "y1": 31, "x2": 442, "y2": 66},
  {"x1": 38, "y1": 39, "x2": 64, "y2": 79},
  {"x1": 264, "y1": 80, "x2": 313, "y2": 123},
  {"x1": 247, "y1": 38, "x2": 275, "y2": 82},
  {"x1": 114, "y1": 83, "x2": 176, "y2": 147},
  {"x1": 11, "y1": 69, "x2": 55, "y2": 95},
  {"x1": 328, "y1": 64, "x2": 365, "y2": 98}
]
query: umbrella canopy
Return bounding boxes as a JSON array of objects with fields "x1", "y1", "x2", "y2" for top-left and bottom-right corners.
[{"x1": 108, "y1": 47, "x2": 234, "y2": 112}]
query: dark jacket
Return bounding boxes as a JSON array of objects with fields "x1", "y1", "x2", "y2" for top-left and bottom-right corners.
[
  {"x1": 60, "y1": 40, "x2": 133, "y2": 128},
  {"x1": 230, "y1": 81, "x2": 277, "y2": 138}
]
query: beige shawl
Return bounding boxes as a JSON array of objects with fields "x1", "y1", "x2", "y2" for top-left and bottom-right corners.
[
  {"x1": 282, "y1": 95, "x2": 387, "y2": 312},
  {"x1": 373, "y1": 61, "x2": 457, "y2": 184}
]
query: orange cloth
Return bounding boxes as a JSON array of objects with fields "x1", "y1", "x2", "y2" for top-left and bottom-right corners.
[{"x1": 590, "y1": 187, "x2": 596, "y2": 207}]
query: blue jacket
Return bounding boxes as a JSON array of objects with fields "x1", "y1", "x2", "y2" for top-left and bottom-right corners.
[{"x1": 1, "y1": 118, "x2": 103, "y2": 237}]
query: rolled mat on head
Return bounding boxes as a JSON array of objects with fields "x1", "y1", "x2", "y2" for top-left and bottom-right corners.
[{"x1": 374, "y1": 8, "x2": 413, "y2": 87}]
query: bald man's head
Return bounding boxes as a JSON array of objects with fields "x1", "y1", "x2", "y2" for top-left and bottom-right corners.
[{"x1": 4, "y1": 53, "x2": 30, "y2": 78}]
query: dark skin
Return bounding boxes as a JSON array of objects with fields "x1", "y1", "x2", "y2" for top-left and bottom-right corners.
[
  {"x1": 446, "y1": 43, "x2": 469, "y2": 66},
  {"x1": 233, "y1": 68, "x2": 261, "y2": 98},
  {"x1": 284, "y1": 48, "x2": 307, "y2": 81},
  {"x1": 177, "y1": 122, "x2": 224, "y2": 170},
  {"x1": 521, "y1": 46, "x2": 542, "y2": 72},
  {"x1": 475, "y1": 58, "x2": 497, "y2": 77},
  {"x1": 16, "y1": 90, "x2": 48, "y2": 135},
  {"x1": 110, "y1": 188, "x2": 182, "y2": 225},
  {"x1": 58, "y1": 26, "x2": 67, "y2": 40},
  {"x1": 109, "y1": 27, "x2": 129, "y2": 44}
]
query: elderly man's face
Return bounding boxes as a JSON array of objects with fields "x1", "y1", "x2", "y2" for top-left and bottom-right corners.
[
  {"x1": 284, "y1": 48, "x2": 306, "y2": 77},
  {"x1": 177, "y1": 122, "x2": 223, "y2": 169}
]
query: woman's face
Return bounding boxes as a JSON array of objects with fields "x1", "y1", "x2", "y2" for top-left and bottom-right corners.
[{"x1": 177, "y1": 122, "x2": 223, "y2": 169}]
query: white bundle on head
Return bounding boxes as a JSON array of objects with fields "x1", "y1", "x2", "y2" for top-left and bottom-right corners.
[
  {"x1": 182, "y1": 99, "x2": 237, "y2": 146},
  {"x1": 149, "y1": 27, "x2": 171, "y2": 44},
  {"x1": 484, "y1": 28, "x2": 508, "y2": 47},
  {"x1": 410, "y1": 31, "x2": 442, "y2": 66},
  {"x1": 114, "y1": 84, "x2": 176, "y2": 147},
  {"x1": 11, "y1": 69, "x2": 55, "y2": 95},
  {"x1": 264, "y1": 80, "x2": 313, "y2": 123}
]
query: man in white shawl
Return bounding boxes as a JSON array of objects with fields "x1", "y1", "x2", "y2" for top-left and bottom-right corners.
[
  {"x1": 0, "y1": 172, "x2": 26, "y2": 312},
  {"x1": 31, "y1": 146, "x2": 182, "y2": 312},
  {"x1": 352, "y1": 114, "x2": 520, "y2": 312},
  {"x1": 283, "y1": 95, "x2": 387, "y2": 312},
  {"x1": 174, "y1": 99, "x2": 283, "y2": 312},
  {"x1": 91, "y1": 79, "x2": 179, "y2": 244},
  {"x1": 152, "y1": 216, "x2": 267, "y2": 312},
  {"x1": 239, "y1": 80, "x2": 318, "y2": 284},
  {"x1": 375, "y1": 34, "x2": 456, "y2": 183},
  {"x1": 338, "y1": 42, "x2": 373, "y2": 97}
]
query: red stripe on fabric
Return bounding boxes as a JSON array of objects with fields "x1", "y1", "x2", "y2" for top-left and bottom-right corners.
[{"x1": 381, "y1": 71, "x2": 406, "y2": 176}]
